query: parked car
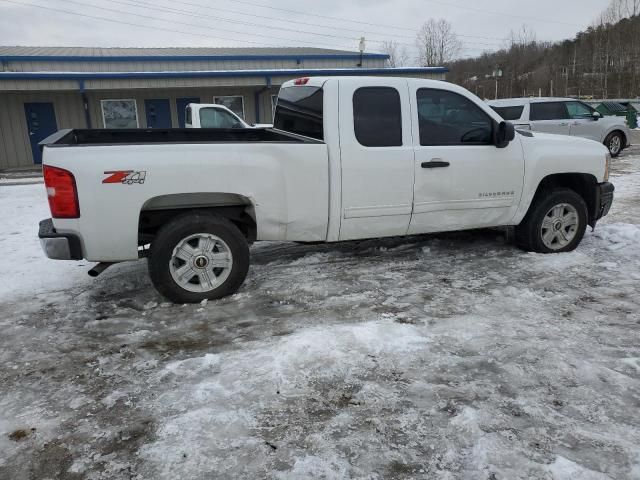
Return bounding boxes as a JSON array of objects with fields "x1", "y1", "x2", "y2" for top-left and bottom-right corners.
[
  {"x1": 39, "y1": 77, "x2": 614, "y2": 303},
  {"x1": 185, "y1": 103, "x2": 272, "y2": 129},
  {"x1": 488, "y1": 97, "x2": 630, "y2": 157}
]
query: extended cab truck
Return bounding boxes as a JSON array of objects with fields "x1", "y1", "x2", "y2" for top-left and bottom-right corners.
[{"x1": 39, "y1": 77, "x2": 615, "y2": 303}]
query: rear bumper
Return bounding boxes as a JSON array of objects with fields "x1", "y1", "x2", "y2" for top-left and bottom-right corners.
[
  {"x1": 38, "y1": 218, "x2": 83, "y2": 260},
  {"x1": 593, "y1": 182, "x2": 615, "y2": 222}
]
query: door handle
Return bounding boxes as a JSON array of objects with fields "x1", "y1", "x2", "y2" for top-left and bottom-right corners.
[
  {"x1": 559, "y1": 122, "x2": 569, "y2": 127},
  {"x1": 421, "y1": 160, "x2": 450, "y2": 169}
]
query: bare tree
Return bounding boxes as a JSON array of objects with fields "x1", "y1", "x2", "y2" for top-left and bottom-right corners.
[
  {"x1": 415, "y1": 19, "x2": 462, "y2": 66},
  {"x1": 602, "y1": 0, "x2": 640, "y2": 23},
  {"x1": 508, "y1": 24, "x2": 537, "y2": 47},
  {"x1": 381, "y1": 40, "x2": 411, "y2": 68}
]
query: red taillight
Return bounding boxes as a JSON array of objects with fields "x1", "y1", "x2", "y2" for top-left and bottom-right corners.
[
  {"x1": 43, "y1": 165, "x2": 80, "y2": 218},
  {"x1": 294, "y1": 77, "x2": 310, "y2": 85}
]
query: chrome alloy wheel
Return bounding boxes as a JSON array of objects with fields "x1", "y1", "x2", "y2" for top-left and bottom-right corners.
[
  {"x1": 540, "y1": 203, "x2": 579, "y2": 250},
  {"x1": 609, "y1": 135, "x2": 622, "y2": 155},
  {"x1": 169, "y1": 233, "x2": 233, "y2": 293}
]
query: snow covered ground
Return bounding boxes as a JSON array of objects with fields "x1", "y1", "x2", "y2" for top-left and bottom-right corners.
[{"x1": 1, "y1": 152, "x2": 639, "y2": 480}]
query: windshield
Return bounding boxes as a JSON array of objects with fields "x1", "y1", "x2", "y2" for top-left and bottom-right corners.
[
  {"x1": 273, "y1": 86, "x2": 324, "y2": 140},
  {"x1": 199, "y1": 108, "x2": 242, "y2": 128}
]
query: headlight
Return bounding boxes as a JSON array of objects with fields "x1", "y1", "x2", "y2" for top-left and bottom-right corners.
[{"x1": 604, "y1": 153, "x2": 611, "y2": 182}]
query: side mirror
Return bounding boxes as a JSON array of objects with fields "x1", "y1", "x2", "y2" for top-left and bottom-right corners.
[
  {"x1": 592, "y1": 111, "x2": 602, "y2": 121},
  {"x1": 495, "y1": 121, "x2": 515, "y2": 148}
]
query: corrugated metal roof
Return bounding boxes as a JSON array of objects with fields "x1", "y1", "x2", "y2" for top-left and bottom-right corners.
[
  {"x1": 0, "y1": 67, "x2": 448, "y2": 81},
  {"x1": 0, "y1": 46, "x2": 383, "y2": 58},
  {"x1": 599, "y1": 101, "x2": 627, "y2": 112}
]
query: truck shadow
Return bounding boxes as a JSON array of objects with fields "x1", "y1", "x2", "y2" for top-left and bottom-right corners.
[{"x1": 250, "y1": 227, "x2": 513, "y2": 266}]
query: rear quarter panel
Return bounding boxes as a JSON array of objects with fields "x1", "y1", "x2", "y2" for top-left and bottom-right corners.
[
  {"x1": 598, "y1": 117, "x2": 630, "y2": 144},
  {"x1": 44, "y1": 142, "x2": 329, "y2": 261}
]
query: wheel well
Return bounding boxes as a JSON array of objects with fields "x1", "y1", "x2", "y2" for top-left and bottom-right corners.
[
  {"x1": 138, "y1": 193, "x2": 257, "y2": 245},
  {"x1": 607, "y1": 129, "x2": 626, "y2": 145},
  {"x1": 533, "y1": 173, "x2": 599, "y2": 226}
]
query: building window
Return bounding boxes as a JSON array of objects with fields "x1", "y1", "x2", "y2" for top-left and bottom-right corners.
[
  {"x1": 101, "y1": 99, "x2": 139, "y2": 128},
  {"x1": 213, "y1": 95, "x2": 245, "y2": 119}
]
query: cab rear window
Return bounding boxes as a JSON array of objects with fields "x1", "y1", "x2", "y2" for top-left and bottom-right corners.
[{"x1": 273, "y1": 86, "x2": 324, "y2": 140}]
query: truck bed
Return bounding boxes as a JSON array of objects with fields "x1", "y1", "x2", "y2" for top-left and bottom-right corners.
[{"x1": 40, "y1": 128, "x2": 322, "y2": 148}]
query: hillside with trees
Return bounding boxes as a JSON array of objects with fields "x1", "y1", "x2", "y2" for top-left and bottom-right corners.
[{"x1": 447, "y1": 0, "x2": 640, "y2": 100}]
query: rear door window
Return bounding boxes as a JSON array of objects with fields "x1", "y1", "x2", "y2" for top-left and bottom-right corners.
[
  {"x1": 491, "y1": 105, "x2": 524, "y2": 121},
  {"x1": 530, "y1": 102, "x2": 569, "y2": 121},
  {"x1": 353, "y1": 87, "x2": 402, "y2": 147}
]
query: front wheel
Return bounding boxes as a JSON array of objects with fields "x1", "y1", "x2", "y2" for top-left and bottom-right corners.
[
  {"x1": 515, "y1": 188, "x2": 588, "y2": 253},
  {"x1": 148, "y1": 212, "x2": 250, "y2": 303},
  {"x1": 605, "y1": 131, "x2": 624, "y2": 157}
]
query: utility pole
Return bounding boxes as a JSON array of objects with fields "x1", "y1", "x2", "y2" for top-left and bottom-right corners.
[
  {"x1": 493, "y1": 68, "x2": 503, "y2": 100},
  {"x1": 550, "y1": 79, "x2": 554, "y2": 97},
  {"x1": 358, "y1": 37, "x2": 365, "y2": 67}
]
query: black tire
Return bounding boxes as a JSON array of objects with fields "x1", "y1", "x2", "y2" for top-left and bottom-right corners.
[
  {"x1": 148, "y1": 212, "x2": 250, "y2": 303},
  {"x1": 604, "y1": 131, "x2": 624, "y2": 157},
  {"x1": 515, "y1": 188, "x2": 588, "y2": 253}
]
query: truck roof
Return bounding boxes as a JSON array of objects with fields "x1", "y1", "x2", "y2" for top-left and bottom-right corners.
[
  {"x1": 280, "y1": 76, "x2": 450, "y2": 89},
  {"x1": 488, "y1": 97, "x2": 577, "y2": 106}
]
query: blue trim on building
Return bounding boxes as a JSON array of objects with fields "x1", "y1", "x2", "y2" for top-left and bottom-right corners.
[
  {"x1": 0, "y1": 67, "x2": 448, "y2": 81},
  {"x1": 0, "y1": 53, "x2": 390, "y2": 63}
]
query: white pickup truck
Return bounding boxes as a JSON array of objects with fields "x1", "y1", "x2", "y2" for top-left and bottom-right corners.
[
  {"x1": 39, "y1": 76, "x2": 614, "y2": 303},
  {"x1": 184, "y1": 103, "x2": 272, "y2": 129}
]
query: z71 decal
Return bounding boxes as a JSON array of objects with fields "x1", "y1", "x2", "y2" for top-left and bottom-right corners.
[{"x1": 103, "y1": 170, "x2": 147, "y2": 185}]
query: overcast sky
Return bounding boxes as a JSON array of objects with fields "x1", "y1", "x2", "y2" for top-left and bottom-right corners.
[{"x1": 0, "y1": 0, "x2": 611, "y2": 61}]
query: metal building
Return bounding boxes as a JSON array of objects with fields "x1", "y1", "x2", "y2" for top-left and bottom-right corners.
[{"x1": 0, "y1": 46, "x2": 447, "y2": 168}]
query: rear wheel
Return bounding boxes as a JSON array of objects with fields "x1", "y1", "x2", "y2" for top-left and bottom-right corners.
[
  {"x1": 515, "y1": 188, "x2": 588, "y2": 253},
  {"x1": 148, "y1": 212, "x2": 250, "y2": 303},
  {"x1": 605, "y1": 131, "x2": 624, "y2": 157}
]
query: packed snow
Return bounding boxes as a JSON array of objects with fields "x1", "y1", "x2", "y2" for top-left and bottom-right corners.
[{"x1": 0, "y1": 152, "x2": 639, "y2": 479}]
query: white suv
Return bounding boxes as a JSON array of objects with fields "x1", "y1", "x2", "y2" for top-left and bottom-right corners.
[{"x1": 488, "y1": 98, "x2": 630, "y2": 157}]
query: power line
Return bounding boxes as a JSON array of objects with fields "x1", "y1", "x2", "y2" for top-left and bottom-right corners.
[
  {"x1": 107, "y1": 0, "x2": 505, "y2": 49},
  {"x1": 56, "y1": 0, "x2": 505, "y2": 52},
  {"x1": 149, "y1": 0, "x2": 417, "y2": 41},
  {"x1": 219, "y1": 0, "x2": 576, "y2": 35},
  {"x1": 107, "y1": 0, "x2": 399, "y2": 44},
  {"x1": 148, "y1": 0, "x2": 511, "y2": 43},
  {"x1": 48, "y1": 0, "x2": 360, "y2": 50},
  {"x1": 422, "y1": 0, "x2": 582, "y2": 27},
  {"x1": 220, "y1": 0, "x2": 430, "y2": 32},
  {"x1": 0, "y1": 0, "x2": 287, "y2": 47}
]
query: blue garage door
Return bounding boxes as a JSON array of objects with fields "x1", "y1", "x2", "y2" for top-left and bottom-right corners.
[
  {"x1": 24, "y1": 103, "x2": 58, "y2": 164},
  {"x1": 176, "y1": 97, "x2": 200, "y2": 127},
  {"x1": 145, "y1": 99, "x2": 172, "y2": 128}
]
